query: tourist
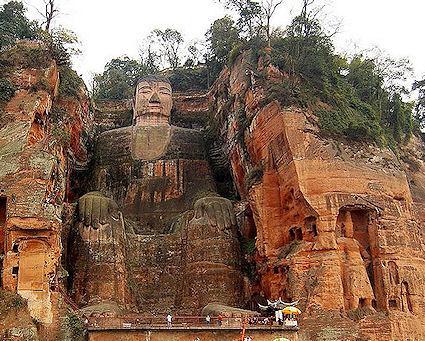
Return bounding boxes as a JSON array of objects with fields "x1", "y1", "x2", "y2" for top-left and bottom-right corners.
[
  {"x1": 205, "y1": 314, "x2": 211, "y2": 325},
  {"x1": 166, "y1": 313, "x2": 172, "y2": 328},
  {"x1": 217, "y1": 314, "x2": 223, "y2": 326}
]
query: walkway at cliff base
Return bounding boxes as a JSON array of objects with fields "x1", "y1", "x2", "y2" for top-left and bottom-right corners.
[{"x1": 86, "y1": 315, "x2": 299, "y2": 341}]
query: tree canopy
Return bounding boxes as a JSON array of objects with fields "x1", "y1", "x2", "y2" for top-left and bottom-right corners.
[
  {"x1": 0, "y1": 1, "x2": 39, "y2": 49},
  {"x1": 413, "y1": 79, "x2": 425, "y2": 129},
  {"x1": 267, "y1": 12, "x2": 415, "y2": 145},
  {"x1": 92, "y1": 57, "x2": 153, "y2": 101}
]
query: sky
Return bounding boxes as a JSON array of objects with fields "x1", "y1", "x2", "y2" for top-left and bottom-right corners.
[{"x1": 14, "y1": 0, "x2": 425, "y2": 87}]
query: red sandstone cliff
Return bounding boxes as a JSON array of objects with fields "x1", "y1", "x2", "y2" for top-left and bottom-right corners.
[
  {"x1": 0, "y1": 41, "x2": 92, "y2": 340},
  {"x1": 206, "y1": 51, "x2": 425, "y2": 340}
]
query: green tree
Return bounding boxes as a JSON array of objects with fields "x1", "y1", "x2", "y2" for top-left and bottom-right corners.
[
  {"x1": 386, "y1": 94, "x2": 413, "y2": 143},
  {"x1": 39, "y1": 26, "x2": 81, "y2": 66},
  {"x1": 92, "y1": 57, "x2": 152, "y2": 101},
  {"x1": 186, "y1": 41, "x2": 205, "y2": 66},
  {"x1": 218, "y1": 0, "x2": 262, "y2": 39},
  {"x1": 273, "y1": 13, "x2": 338, "y2": 99},
  {"x1": 152, "y1": 28, "x2": 184, "y2": 69},
  {"x1": 413, "y1": 79, "x2": 425, "y2": 129},
  {"x1": 207, "y1": 16, "x2": 240, "y2": 66},
  {"x1": 268, "y1": 9, "x2": 414, "y2": 145},
  {"x1": 139, "y1": 33, "x2": 161, "y2": 72},
  {"x1": 0, "y1": 1, "x2": 39, "y2": 48},
  {"x1": 205, "y1": 16, "x2": 241, "y2": 82},
  {"x1": 347, "y1": 57, "x2": 385, "y2": 108}
]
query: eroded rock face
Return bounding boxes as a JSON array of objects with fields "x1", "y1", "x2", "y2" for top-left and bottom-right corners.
[
  {"x1": 0, "y1": 41, "x2": 92, "y2": 333},
  {"x1": 208, "y1": 51, "x2": 425, "y2": 340}
]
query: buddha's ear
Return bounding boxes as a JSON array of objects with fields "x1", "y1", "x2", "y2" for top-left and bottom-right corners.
[{"x1": 132, "y1": 97, "x2": 136, "y2": 124}]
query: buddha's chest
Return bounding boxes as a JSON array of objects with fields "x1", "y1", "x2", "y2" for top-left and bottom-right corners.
[
  {"x1": 131, "y1": 125, "x2": 172, "y2": 161},
  {"x1": 128, "y1": 159, "x2": 185, "y2": 203}
]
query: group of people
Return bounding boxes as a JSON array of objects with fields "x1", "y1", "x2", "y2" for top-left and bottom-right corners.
[
  {"x1": 248, "y1": 316, "x2": 273, "y2": 325},
  {"x1": 165, "y1": 313, "x2": 222, "y2": 328},
  {"x1": 165, "y1": 312, "x2": 290, "y2": 328},
  {"x1": 204, "y1": 314, "x2": 223, "y2": 326}
]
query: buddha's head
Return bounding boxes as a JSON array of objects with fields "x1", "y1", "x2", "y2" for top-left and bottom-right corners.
[{"x1": 133, "y1": 75, "x2": 172, "y2": 126}]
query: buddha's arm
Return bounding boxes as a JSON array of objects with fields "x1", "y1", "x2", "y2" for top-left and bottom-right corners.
[{"x1": 77, "y1": 127, "x2": 133, "y2": 227}]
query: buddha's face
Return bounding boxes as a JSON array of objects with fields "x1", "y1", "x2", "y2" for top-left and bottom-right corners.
[{"x1": 134, "y1": 80, "x2": 173, "y2": 123}]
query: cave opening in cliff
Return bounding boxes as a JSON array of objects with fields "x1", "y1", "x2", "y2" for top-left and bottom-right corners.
[
  {"x1": 289, "y1": 227, "x2": 303, "y2": 241},
  {"x1": 388, "y1": 298, "x2": 399, "y2": 309},
  {"x1": 304, "y1": 216, "x2": 318, "y2": 241},
  {"x1": 0, "y1": 196, "x2": 6, "y2": 226},
  {"x1": 28, "y1": 113, "x2": 45, "y2": 145},
  {"x1": 401, "y1": 281, "x2": 413, "y2": 313},
  {"x1": 337, "y1": 208, "x2": 373, "y2": 254},
  {"x1": 359, "y1": 298, "x2": 367, "y2": 308},
  {"x1": 350, "y1": 210, "x2": 370, "y2": 250},
  {"x1": 388, "y1": 261, "x2": 400, "y2": 285}
]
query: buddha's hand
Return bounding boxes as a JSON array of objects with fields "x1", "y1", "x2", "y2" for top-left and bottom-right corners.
[
  {"x1": 78, "y1": 192, "x2": 119, "y2": 228},
  {"x1": 193, "y1": 196, "x2": 237, "y2": 230}
]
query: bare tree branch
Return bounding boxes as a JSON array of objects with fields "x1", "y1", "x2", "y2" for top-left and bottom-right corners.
[
  {"x1": 261, "y1": 0, "x2": 284, "y2": 47},
  {"x1": 42, "y1": 0, "x2": 59, "y2": 32}
]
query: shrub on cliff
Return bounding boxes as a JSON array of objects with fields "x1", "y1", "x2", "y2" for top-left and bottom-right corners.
[
  {"x1": 58, "y1": 65, "x2": 84, "y2": 98},
  {"x1": 0, "y1": 43, "x2": 51, "y2": 70},
  {"x1": 168, "y1": 66, "x2": 209, "y2": 92},
  {"x1": 1, "y1": 1, "x2": 80, "y2": 69},
  {"x1": 0, "y1": 78, "x2": 16, "y2": 102},
  {"x1": 0, "y1": 289, "x2": 26, "y2": 315},
  {"x1": 266, "y1": 14, "x2": 414, "y2": 145},
  {"x1": 60, "y1": 311, "x2": 86, "y2": 341}
]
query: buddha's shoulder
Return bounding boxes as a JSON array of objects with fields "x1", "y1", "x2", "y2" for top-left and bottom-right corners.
[
  {"x1": 96, "y1": 126, "x2": 133, "y2": 162},
  {"x1": 169, "y1": 126, "x2": 204, "y2": 142},
  {"x1": 98, "y1": 126, "x2": 133, "y2": 141},
  {"x1": 165, "y1": 126, "x2": 206, "y2": 159}
]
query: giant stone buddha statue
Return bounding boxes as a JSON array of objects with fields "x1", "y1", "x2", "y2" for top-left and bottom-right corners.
[{"x1": 68, "y1": 75, "x2": 242, "y2": 313}]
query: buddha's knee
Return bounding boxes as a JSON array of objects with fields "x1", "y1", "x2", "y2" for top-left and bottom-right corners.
[
  {"x1": 193, "y1": 196, "x2": 237, "y2": 230},
  {"x1": 78, "y1": 191, "x2": 119, "y2": 228}
]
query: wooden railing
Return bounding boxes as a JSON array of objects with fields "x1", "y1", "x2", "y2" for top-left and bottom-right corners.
[{"x1": 86, "y1": 315, "x2": 298, "y2": 330}]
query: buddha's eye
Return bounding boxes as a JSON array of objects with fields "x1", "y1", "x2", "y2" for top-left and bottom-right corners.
[
  {"x1": 139, "y1": 87, "x2": 151, "y2": 94},
  {"x1": 159, "y1": 88, "x2": 171, "y2": 95}
]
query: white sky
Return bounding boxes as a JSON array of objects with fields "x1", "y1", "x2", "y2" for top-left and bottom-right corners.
[{"x1": 13, "y1": 0, "x2": 425, "y2": 87}]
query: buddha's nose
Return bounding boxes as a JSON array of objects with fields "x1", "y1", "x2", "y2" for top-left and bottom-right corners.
[{"x1": 149, "y1": 92, "x2": 161, "y2": 104}]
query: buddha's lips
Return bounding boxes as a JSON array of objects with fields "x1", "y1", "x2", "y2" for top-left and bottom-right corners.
[{"x1": 148, "y1": 104, "x2": 162, "y2": 109}]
